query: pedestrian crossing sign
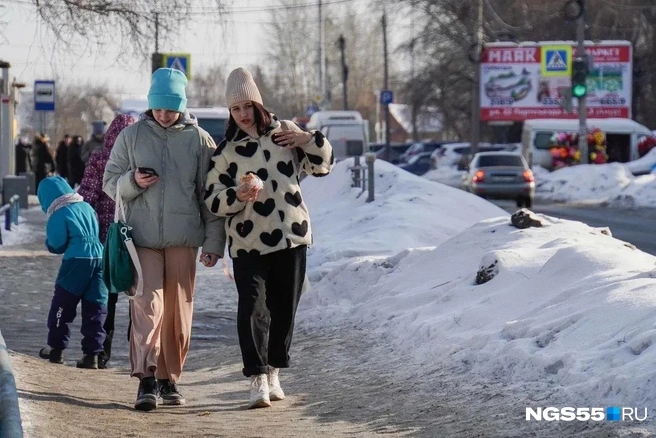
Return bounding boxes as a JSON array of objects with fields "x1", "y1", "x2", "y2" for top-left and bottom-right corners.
[
  {"x1": 162, "y1": 53, "x2": 191, "y2": 80},
  {"x1": 541, "y1": 46, "x2": 572, "y2": 77}
]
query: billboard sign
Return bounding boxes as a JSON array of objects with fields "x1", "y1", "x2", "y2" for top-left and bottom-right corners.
[{"x1": 480, "y1": 41, "x2": 632, "y2": 121}]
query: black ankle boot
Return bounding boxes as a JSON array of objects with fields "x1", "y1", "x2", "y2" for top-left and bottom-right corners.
[
  {"x1": 98, "y1": 329, "x2": 114, "y2": 369},
  {"x1": 76, "y1": 354, "x2": 98, "y2": 369},
  {"x1": 39, "y1": 347, "x2": 64, "y2": 364}
]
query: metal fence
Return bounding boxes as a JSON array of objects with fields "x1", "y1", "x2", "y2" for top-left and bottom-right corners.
[
  {"x1": 0, "y1": 329, "x2": 23, "y2": 438},
  {"x1": 349, "y1": 154, "x2": 376, "y2": 203},
  {"x1": 0, "y1": 195, "x2": 20, "y2": 245}
]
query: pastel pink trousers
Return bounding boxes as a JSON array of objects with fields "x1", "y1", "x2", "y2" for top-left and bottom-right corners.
[{"x1": 129, "y1": 246, "x2": 198, "y2": 383}]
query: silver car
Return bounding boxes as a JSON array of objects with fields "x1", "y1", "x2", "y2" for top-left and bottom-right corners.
[{"x1": 461, "y1": 152, "x2": 535, "y2": 208}]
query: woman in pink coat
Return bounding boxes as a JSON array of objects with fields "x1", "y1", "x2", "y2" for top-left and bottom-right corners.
[{"x1": 78, "y1": 113, "x2": 135, "y2": 369}]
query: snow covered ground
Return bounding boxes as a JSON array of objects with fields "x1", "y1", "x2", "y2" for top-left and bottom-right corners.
[
  {"x1": 0, "y1": 207, "x2": 41, "y2": 247},
  {"x1": 297, "y1": 160, "x2": 656, "y2": 412}
]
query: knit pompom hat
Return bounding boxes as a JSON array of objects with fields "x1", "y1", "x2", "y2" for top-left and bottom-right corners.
[
  {"x1": 225, "y1": 68, "x2": 263, "y2": 107},
  {"x1": 148, "y1": 68, "x2": 188, "y2": 112}
]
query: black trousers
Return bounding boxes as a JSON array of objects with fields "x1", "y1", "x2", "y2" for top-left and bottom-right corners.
[
  {"x1": 233, "y1": 245, "x2": 306, "y2": 377},
  {"x1": 104, "y1": 292, "x2": 119, "y2": 332}
]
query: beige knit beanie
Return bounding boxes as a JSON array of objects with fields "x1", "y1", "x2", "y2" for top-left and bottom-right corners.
[{"x1": 225, "y1": 68, "x2": 263, "y2": 107}]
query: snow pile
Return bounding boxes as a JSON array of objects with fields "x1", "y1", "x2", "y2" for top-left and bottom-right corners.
[
  {"x1": 536, "y1": 163, "x2": 634, "y2": 204},
  {"x1": 301, "y1": 159, "x2": 505, "y2": 273},
  {"x1": 297, "y1": 160, "x2": 656, "y2": 408}
]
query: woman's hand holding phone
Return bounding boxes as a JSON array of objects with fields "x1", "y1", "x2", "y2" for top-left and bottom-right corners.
[{"x1": 135, "y1": 167, "x2": 160, "y2": 188}]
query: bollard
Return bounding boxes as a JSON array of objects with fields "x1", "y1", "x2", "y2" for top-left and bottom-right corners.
[
  {"x1": 352, "y1": 156, "x2": 362, "y2": 188},
  {"x1": 365, "y1": 152, "x2": 376, "y2": 203},
  {"x1": 4, "y1": 209, "x2": 9, "y2": 232},
  {"x1": 0, "y1": 329, "x2": 23, "y2": 438},
  {"x1": 10, "y1": 195, "x2": 18, "y2": 226}
]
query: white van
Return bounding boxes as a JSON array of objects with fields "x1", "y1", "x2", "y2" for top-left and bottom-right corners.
[
  {"x1": 187, "y1": 107, "x2": 230, "y2": 145},
  {"x1": 522, "y1": 118, "x2": 654, "y2": 170},
  {"x1": 306, "y1": 110, "x2": 368, "y2": 161}
]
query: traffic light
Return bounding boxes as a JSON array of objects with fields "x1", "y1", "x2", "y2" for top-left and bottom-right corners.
[{"x1": 571, "y1": 57, "x2": 587, "y2": 98}]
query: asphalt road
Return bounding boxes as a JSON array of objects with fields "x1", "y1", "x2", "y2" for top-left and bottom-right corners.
[{"x1": 496, "y1": 200, "x2": 656, "y2": 256}]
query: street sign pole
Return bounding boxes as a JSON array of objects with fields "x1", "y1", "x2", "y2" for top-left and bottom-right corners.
[
  {"x1": 577, "y1": 1, "x2": 588, "y2": 164},
  {"x1": 470, "y1": 0, "x2": 483, "y2": 157},
  {"x1": 0, "y1": 61, "x2": 11, "y2": 183}
]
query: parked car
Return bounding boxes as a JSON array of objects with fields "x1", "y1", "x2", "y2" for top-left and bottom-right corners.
[
  {"x1": 461, "y1": 152, "x2": 535, "y2": 208},
  {"x1": 398, "y1": 152, "x2": 432, "y2": 176},
  {"x1": 370, "y1": 142, "x2": 412, "y2": 164},
  {"x1": 431, "y1": 142, "x2": 510, "y2": 169},
  {"x1": 399, "y1": 140, "x2": 457, "y2": 163},
  {"x1": 188, "y1": 107, "x2": 229, "y2": 145}
]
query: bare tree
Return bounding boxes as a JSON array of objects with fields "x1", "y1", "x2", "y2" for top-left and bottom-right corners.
[
  {"x1": 258, "y1": 0, "x2": 389, "y2": 134},
  {"x1": 256, "y1": 0, "x2": 319, "y2": 119},
  {"x1": 187, "y1": 66, "x2": 227, "y2": 107},
  {"x1": 27, "y1": 1, "x2": 227, "y2": 55},
  {"x1": 50, "y1": 83, "x2": 119, "y2": 141},
  {"x1": 392, "y1": 0, "x2": 656, "y2": 139}
]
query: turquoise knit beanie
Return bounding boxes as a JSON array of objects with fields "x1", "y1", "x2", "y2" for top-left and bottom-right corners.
[{"x1": 148, "y1": 68, "x2": 187, "y2": 112}]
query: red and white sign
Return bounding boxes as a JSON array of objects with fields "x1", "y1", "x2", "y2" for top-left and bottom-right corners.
[{"x1": 480, "y1": 41, "x2": 632, "y2": 122}]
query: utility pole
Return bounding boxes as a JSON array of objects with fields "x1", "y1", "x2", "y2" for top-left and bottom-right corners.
[
  {"x1": 318, "y1": 0, "x2": 326, "y2": 108},
  {"x1": 0, "y1": 61, "x2": 10, "y2": 183},
  {"x1": 382, "y1": 11, "x2": 391, "y2": 160},
  {"x1": 576, "y1": 1, "x2": 588, "y2": 164},
  {"x1": 151, "y1": 12, "x2": 162, "y2": 74},
  {"x1": 470, "y1": 0, "x2": 484, "y2": 156},
  {"x1": 338, "y1": 35, "x2": 348, "y2": 110},
  {"x1": 410, "y1": 38, "x2": 418, "y2": 141}
]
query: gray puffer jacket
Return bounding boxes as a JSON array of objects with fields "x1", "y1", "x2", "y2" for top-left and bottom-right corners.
[{"x1": 103, "y1": 110, "x2": 226, "y2": 256}]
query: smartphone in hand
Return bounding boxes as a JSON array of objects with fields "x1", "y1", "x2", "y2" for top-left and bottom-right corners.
[{"x1": 137, "y1": 167, "x2": 159, "y2": 177}]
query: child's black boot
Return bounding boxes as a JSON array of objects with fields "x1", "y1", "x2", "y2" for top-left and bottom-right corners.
[
  {"x1": 39, "y1": 347, "x2": 64, "y2": 364},
  {"x1": 76, "y1": 353, "x2": 98, "y2": 369}
]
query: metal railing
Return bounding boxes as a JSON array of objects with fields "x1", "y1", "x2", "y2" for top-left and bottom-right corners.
[
  {"x1": 349, "y1": 153, "x2": 376, "y2": 203},
  {"x1": 0, "y1": 195, "x2": 20, "y2": 245},
  {"x1": 0, "y1": 329, "x2": 23, "y2": 438}
]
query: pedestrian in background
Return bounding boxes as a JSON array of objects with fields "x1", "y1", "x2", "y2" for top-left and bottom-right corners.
[
  {"x1": 103, "y1": 68, "x2": 225, "y2": 411},
  {"x1": 204, "y1": 67, "x2": 334, "y2": 409},
  {"x1": 68, "y1": 135, "x2": 85, "y2": 187},
  {"x1": 81, "y1": 121, "x2": 107, "y2": 164},
  {"x1": 36, "y1": 176, "x2": 108, "y2": 369},
  {"x1": 78, "y1": 113, "x2": 135, "y2": 369},
  {"x1": 55, "y1": 134, "x2": 71, "y2": 183},
  {"x1": 15, "y1": 137, "x2": 32, "y2": 175},
  {"x1": 30, "y1": 133, "x2": 55, "y2": 192}
]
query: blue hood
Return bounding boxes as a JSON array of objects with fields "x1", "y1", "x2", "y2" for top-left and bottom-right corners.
[{"x1": 37, "y1": 176, "x2": 75, "y2": 213}]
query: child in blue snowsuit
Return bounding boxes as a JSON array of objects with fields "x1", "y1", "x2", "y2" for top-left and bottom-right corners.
[{"x1": 37, "y1": 176, "x2": 108, "y2": 369}]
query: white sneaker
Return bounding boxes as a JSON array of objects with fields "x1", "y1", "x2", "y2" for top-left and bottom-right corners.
[
  {"x1": 268, "y1": 367, "x2": 285, "y2": 401},
  {"x1": 249, "y1": 374, "x2": 271, "y2": 409}
]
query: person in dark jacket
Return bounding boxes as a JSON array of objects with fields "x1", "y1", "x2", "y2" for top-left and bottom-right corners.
[
  {"x1": 36, "y1": 176, "x2": 108, "y2": 369},
  {"x1": 30, "y1": 133, "x2": 55, "y2": 192},
  {"x1": 68, "y1": 135, "x2": 85, "y2": 187},
  {"x1": 78, "y1": 114, "x2": 135, "y2": 369},
  {"x1": 15, "y1": 137, "x2": 32, "y2": 175},
  {"x1": 81, "y1": 121, "x2": 106, "y2": 164},
  {"x1": 55, "y1": 134, "x2": 71, "y2": 183}
]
